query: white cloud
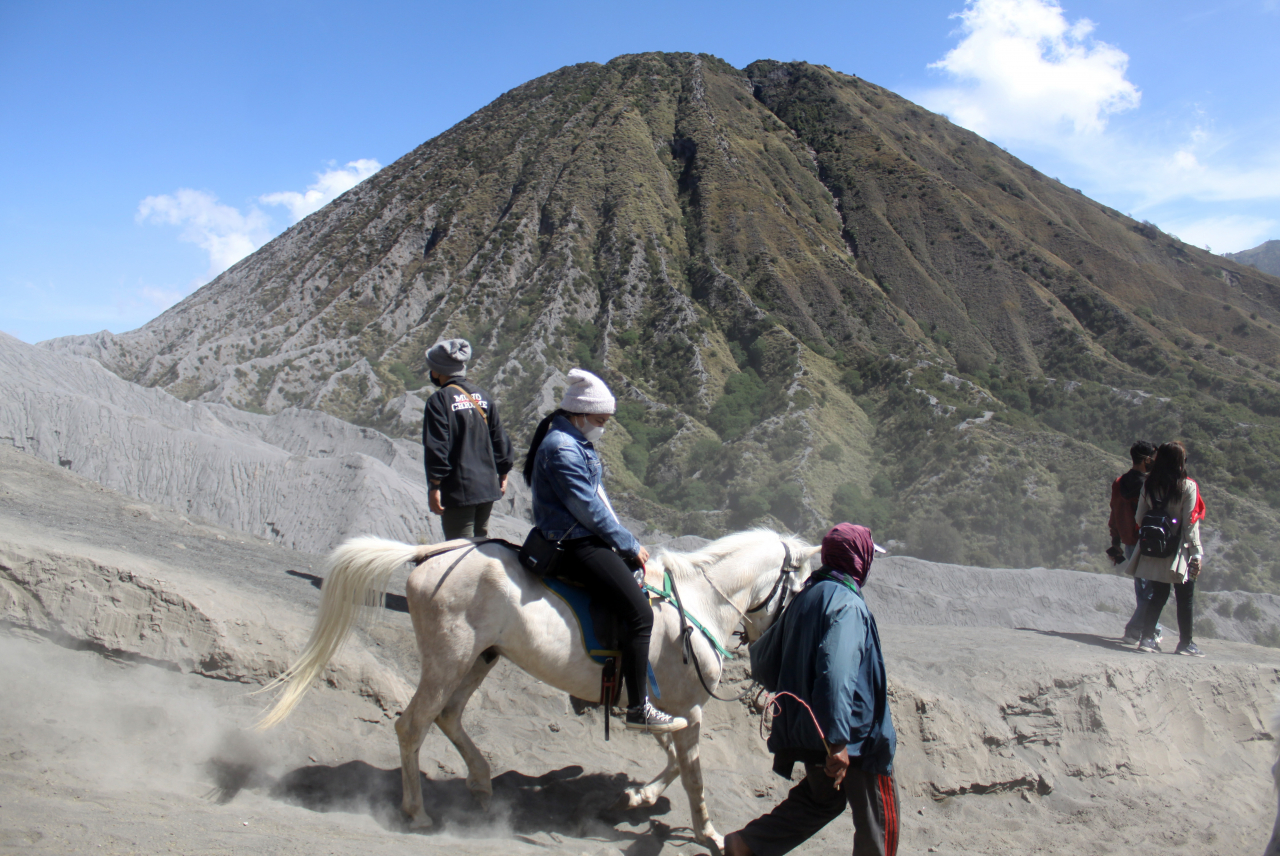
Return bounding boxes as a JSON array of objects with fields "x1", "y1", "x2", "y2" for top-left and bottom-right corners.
[
  {"x1": 922, "y1": 0, "x2": 1140, "y2": 143},
  {"x1": 260, "y1": 159, "x2": 381, "y2": 223},
  {"x1": 916, "y1": 1, "x2": 1280, "y2": 250},
  {"x1": 136, "y1": 188, "x2": 272, "y2": 277},
  {"x1": 1157, "y1": 215, "x2": 1279, "y2": 256}
]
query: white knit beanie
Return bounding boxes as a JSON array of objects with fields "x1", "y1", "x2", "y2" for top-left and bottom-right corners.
[{"x1": 559, "y1": 368, "x2": 616, "y2": 414}]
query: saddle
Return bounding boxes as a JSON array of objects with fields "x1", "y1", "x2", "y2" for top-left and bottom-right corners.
[{"x1": 445, "y1": 538, "x2": 631, "y2": 736}]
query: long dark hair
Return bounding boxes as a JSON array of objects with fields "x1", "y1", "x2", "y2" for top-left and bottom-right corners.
[
  {"x1": 522, "y1": 409, "x2": 571, "y2": 486},
  {"x1": 1145, "y1": 441, "x2": 1188, "y2": 506}
]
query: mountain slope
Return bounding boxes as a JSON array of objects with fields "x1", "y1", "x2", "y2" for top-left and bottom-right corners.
[
  {"x1": 1, "y1": 332, "x2": 530, "y2": 551},
  {"x1": 42, "y1": 53, "x2": 1280, "y2": 593},
  {"x1": 1227, "y1": 239, "x2": 1280, "y2": 278}
]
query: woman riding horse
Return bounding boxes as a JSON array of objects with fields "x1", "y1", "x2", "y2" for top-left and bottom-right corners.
[{"x1": 522, "y1": 368, "x2": 685, "y2": 734}]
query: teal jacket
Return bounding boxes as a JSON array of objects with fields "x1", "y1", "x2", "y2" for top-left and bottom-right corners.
[{"x1": 750, "y1": 576, "x2": 896, "y2": 776}]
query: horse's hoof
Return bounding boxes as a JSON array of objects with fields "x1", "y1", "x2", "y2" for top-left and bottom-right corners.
[
  {"x1": 610, "y1": 788, "x2": 648, "y2": 811},
  {"x1": 470, "y1": 790, "x2": 492, "y2": 812},
  {"x1": 404, "y1": 812, "x2": 434, "y2": 831},
  {"x1": 697, "y1": 830, "x2": 725, "y2": 856}
]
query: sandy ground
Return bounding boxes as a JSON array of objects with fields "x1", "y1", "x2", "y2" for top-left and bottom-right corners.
[{"x1": 3, "y1": 445, "x2": 1280, "y2": 855}]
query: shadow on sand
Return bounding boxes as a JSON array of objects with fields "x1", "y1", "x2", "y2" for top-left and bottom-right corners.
[
  {"x1": 210, "y1": 758, "x2": 684, "y2": 850},
  {"x1": 1016, "y1": 628, "x2": 1139, "y2": 652}
]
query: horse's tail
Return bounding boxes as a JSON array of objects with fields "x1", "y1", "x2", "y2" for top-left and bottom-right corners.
[{"x1": 256, "y1": 536, "x2": 474, "y2": 729}]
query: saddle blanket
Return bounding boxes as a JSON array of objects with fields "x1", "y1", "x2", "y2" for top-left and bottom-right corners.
[{"x1": 540, "y1": 575, "x2": 621, "y2": 665}]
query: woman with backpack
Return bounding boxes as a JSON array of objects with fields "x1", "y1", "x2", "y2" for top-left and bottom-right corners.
[{"x1": 1126, "y1": 440, "x2": 1205, "y2": 656}]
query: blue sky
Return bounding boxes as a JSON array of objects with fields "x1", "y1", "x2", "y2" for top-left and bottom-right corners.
[{"x1": 2, "y1": 0, "x2": 1277, "y2": 343}]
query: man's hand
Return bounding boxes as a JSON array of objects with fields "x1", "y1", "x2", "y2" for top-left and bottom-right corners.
[
  {"x1": 499, "y1": 473, "x2": 509, "y2": 495},
  {"x1": 636, "y1": 546, "x2": 650, "y2": 566},
  {"x1": 1188, "y1": 556, "x2": 1202, "y2": 580},
  {"x1": 824, "y1": 745, "x2": 849, "y2": 789},
  {"x1": 429, "y1": 487, "x2": 444, "y2": 515},
  {"x1": 1105, "y1": 545, "x2": 1125, "y2": 565}
]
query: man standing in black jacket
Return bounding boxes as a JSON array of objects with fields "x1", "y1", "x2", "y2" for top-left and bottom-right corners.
[{"x1": 422, "y1": 339, "x2": 514, "y2": 539}]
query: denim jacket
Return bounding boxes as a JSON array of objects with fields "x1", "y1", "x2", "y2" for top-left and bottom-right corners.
[{"x1": 531, "y1": 415, "x2": 641, "y2": 558}]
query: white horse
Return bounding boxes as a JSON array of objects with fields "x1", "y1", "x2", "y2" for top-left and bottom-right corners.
[{"x1": 259, "y1": 529, "x2": 818, "y2": 850}]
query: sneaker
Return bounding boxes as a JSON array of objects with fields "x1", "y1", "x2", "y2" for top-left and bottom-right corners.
[
  {"x1": 1121, "y1": 631, "x2": 1141, "y2": 644},
  {"x1": 625, "y1": 699, "x2": 687, "y2": 733},
  {"x1": 1153, "y1": 627, "x2": 1164, "y2": 645},
  {"x1": 1136, "y1": 635, "x2": 1161, "y2": 653},
  {"x1": 1174, "y1": 641, "x2": 1205, "y2": 657}
]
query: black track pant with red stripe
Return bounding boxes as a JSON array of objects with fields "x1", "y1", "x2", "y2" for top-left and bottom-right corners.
[{"x1": 736, "y1": 762, "x2": 900, "y2": 856}]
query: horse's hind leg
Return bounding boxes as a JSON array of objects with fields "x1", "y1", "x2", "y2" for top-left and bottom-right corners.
[
  {"x1": 396, "y1": 656, "x2": 476, "y2": 829},
  {"x1": 434, "y1": 650, "x2": 500, "y2": 810},
  {"x1": 613, "y1": 732, "x2": 681, "y2": 810}
]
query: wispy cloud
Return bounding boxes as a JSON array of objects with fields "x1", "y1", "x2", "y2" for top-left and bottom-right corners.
[
  {"x1": 4, "y1": 276, "x2": 193, "y2": 343},
  {"x1": 1156, "y1": 215, "x2": 1279, "y2": 256},
  {"x1": 260, "y1": 159, "x2": 381, "y2": 223},
  {"x1": 136, "y1": 188, "x2": 272, "y2": 278},
  {"x1": 918, "y1": 0, "x2": 1280, "y2": 253},
  {"x1": 136, "y1": 158, "x2": 382, "y2": 315}
]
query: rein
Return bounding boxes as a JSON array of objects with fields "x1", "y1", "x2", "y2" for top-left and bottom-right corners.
[{"x1": 649, "y1": 539, "x2": 803, "y2": 703}]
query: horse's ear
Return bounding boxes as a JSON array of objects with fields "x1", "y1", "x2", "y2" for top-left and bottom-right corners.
[{"x1": 803, "y1": 545, "x2": 822, "y2": 562}]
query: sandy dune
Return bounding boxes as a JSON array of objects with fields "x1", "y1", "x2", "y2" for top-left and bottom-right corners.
[{"x1": 3, "y1": 443, "x2": 1279, "y2": 855}]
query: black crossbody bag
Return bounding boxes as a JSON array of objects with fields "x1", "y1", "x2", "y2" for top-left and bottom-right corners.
[{"x1": 519, "y1": 528, "x2": 565, "y2": 576}]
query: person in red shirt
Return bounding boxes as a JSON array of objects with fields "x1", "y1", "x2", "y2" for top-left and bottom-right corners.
[{"x1": 1107, "y1": 440, "x2": 1160, "y2": 643}]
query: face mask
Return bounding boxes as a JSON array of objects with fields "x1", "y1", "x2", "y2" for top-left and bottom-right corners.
[
  {"x1": 574, "y1": 416, "x2": 605, "y2": 444},
  {"x1": 430, "y1": 374, "x2": 444, "y2": 388}
]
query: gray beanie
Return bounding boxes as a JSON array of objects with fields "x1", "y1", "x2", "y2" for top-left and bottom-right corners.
[
  {"x1": 559, "y1": 368, "x2": 616, "y2": 414},
  {"x1": 426, "y1": 339, "x2": 471, "y2": 377}
]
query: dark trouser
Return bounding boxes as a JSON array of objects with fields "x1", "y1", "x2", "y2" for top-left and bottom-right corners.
[
  {"x1": 1124, "y1": 576, "x2": 1162, "y2": 638},
  {"x1": 738, "y1": 763, "x2": 900, "y2": 856},
  {"x1": 557, "y1": 535, "x2": 652, "y2": 707},
  {"x1": 440, "y1": 502, "x2": 493, "y2": 539},
  {"x1": 1141, "y1": 579, "x2": 1195, "y2": 645}
]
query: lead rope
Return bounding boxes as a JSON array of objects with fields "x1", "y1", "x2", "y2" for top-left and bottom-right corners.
[{"x1": 755, "y1": 687, "x2": 834, "y2": 754}]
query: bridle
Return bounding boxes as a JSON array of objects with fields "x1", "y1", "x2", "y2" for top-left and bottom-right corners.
[
  {"x1": 669, "y1": 538, "x2": 806, "y2": 703},
  {"x1": 744, "y1": 541, "x2": 802, "y2": 626}
]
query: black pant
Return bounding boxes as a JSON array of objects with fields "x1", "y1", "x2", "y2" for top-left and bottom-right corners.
[
  {"x1": 737, "y1": 763, "x2": 900, "y2": 856},
  {"x1": 557, "y1": 536, "x2": 653, "y2": 706},
  {"x1": 440, "y1": 502, "x2": 493, "y2": 539},
  {"x1": 1141, "y1": 579, "x2": 1195, "y2": 645}
]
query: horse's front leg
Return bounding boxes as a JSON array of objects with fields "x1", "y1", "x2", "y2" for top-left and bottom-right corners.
[
  {"x1": 434, "y1": 651, "x2": 500, "y2": 810},
  {"x1": 613, "y1": 732, "x2": 681, "y2": 810},
  {"x1": 672, "y1": 705, "x2": 722, "y2": 853}
]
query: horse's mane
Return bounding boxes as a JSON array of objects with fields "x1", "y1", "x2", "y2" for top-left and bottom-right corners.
[{"x1": 655, "y1": 528, "x2": 812, "y2": 582}]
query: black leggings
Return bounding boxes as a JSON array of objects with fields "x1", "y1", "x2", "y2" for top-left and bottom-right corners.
[
  {"x1": 1142, "y1": 579, "x2": 1196, "y2": 645},
  {"x1": 558, "y1": 536, "x2": 653, "y2": 706}
]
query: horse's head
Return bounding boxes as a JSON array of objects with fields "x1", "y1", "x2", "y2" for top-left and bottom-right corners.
[
  {"x1": 739, "y1": 533, "x2": 821, "y2": 644},
  {"x1": 649, "y1": 529, "x2": 820, "y2": 648}
]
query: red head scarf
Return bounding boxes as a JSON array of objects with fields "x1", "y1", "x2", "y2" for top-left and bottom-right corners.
[{"x1": 820, "y1": 523, "x2": 878, "y2": 586}]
